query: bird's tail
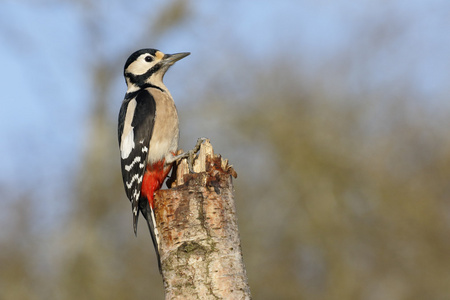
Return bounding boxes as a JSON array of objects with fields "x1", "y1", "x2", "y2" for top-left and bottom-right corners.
[{"x1": 141, "y1": 199, "x2": 162, "y2": 274}]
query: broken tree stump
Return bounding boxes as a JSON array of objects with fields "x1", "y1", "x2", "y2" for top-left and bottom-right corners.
[{"x1": 154, "y1": 139, "x2": 251, "y2": 300}]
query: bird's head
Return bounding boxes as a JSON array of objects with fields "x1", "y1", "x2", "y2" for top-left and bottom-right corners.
[{"x1": 124, "y1": 48, "x2": 190, "y2": 90}]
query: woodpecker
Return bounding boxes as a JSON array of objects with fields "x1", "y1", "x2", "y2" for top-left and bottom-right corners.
[{"x1": 118, "y1": 48, "x2": 191, "y2": 271}]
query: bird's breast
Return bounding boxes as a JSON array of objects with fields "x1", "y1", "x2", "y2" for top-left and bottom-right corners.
[{"x1": 147, "y1": 88, "x2": 179, "y2": 164}]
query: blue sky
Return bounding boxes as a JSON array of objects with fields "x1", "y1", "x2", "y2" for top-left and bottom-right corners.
[{"x1": 0, "y1": 0, "x2": 449, "y2": 211}]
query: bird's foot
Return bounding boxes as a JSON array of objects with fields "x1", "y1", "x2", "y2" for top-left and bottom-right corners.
[{"x1": 170, "y1": 138, "x2": 207, "y2": 173}]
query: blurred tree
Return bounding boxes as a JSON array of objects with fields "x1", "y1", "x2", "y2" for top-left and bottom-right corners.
[
  {"x1": 225, "y1": 57, "x2": 450, "y2": 300},
  {"x1": 1, "y1": 1, "x2": 450, "y2": 300}
]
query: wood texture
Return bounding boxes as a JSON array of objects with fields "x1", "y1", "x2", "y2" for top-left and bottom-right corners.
[{"x1": 154, "y1": 140, "x2": 250, "y2": 299}]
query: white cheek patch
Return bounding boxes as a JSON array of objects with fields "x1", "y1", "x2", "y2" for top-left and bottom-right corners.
[
  {"x1": 120, "y1": 129, "x2": 135, "y2": 159},
  {"x1": 126, "y1": 54, "x2": 156, "y2": 75}
]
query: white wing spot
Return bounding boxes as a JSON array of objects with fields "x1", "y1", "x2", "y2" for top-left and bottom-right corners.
[
  {"x1": 125, "y1": 156, "x2": 141, "y2": 171},
  {"x1": 126, "y1": 174, "x2": 143, "y2": 189},
  {"x1": 133, "y1": 189, "x2": 140, "y2": 200}
]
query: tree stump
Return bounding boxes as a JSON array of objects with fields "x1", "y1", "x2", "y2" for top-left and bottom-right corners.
[{"x1": 154, "y1": 140, "x2": 251, "y2": 300}]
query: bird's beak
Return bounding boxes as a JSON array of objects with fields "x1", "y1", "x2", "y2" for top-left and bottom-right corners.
[{"x1": 163, "y1": 52, "x2": 190, "y2": 65}]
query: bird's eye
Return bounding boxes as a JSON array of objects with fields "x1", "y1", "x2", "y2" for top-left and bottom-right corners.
[{"x1": 145, "y1": 56, "x2": 153, "y2": 62}]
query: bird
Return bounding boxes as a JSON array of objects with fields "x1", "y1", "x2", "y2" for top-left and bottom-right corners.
[{"x1": 118, "y1": 48, "x2": 195, "y2": 272}]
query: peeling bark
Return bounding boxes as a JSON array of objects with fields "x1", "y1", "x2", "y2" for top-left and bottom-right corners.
[{"x1": 154, "y1": 140, "x2": 251, "y2": 300}]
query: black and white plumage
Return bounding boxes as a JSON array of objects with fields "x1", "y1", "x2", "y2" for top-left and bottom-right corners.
[
  {"x1": 118, "y1": 49, "x2": 190, "y2": 271},
  {"x1": 118, "y1": 90, "x2": 155, "y2": 223}
]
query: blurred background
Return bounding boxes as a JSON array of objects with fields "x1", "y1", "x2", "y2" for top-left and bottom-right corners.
[{"x1": 1, "y1": 0, "x2": 450, "y2": 299}]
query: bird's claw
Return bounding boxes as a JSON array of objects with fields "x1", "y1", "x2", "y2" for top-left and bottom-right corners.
[
  {"x1": 173, "y1": 138, "x2": 207, "y2": 173},
  {"x1": 187, "y1": 138, "x2": 207, "y2": 173}
]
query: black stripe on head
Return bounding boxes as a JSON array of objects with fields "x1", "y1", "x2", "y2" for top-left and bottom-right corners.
[
  {"x1": 124, "y1": 48, "x2": 159, "y2": 72},
  {"x1": 131, "y1": 63, "x2": 163, "y2": 84},
  {"x1": 125, "y1": 62, "x2": 164, "y2": 86}
]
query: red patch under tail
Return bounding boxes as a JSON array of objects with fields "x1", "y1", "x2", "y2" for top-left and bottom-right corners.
[{"x1": 141, "y1": 160, "x2": 172, "y2": 209}]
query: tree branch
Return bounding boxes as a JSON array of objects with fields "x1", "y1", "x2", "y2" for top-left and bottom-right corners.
[{"x1": 154, "y1": 140, "x2": 251, "y2": 299}]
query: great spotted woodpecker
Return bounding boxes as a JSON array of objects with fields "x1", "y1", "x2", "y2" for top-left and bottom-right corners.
[{"x1": 118, "y1": 48, "x2": 191, "y2": 271}]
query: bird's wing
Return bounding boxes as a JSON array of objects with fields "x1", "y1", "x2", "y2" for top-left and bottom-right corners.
[{"x1": 118, "y1": 89, "x2": 156, "y2": 234}]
